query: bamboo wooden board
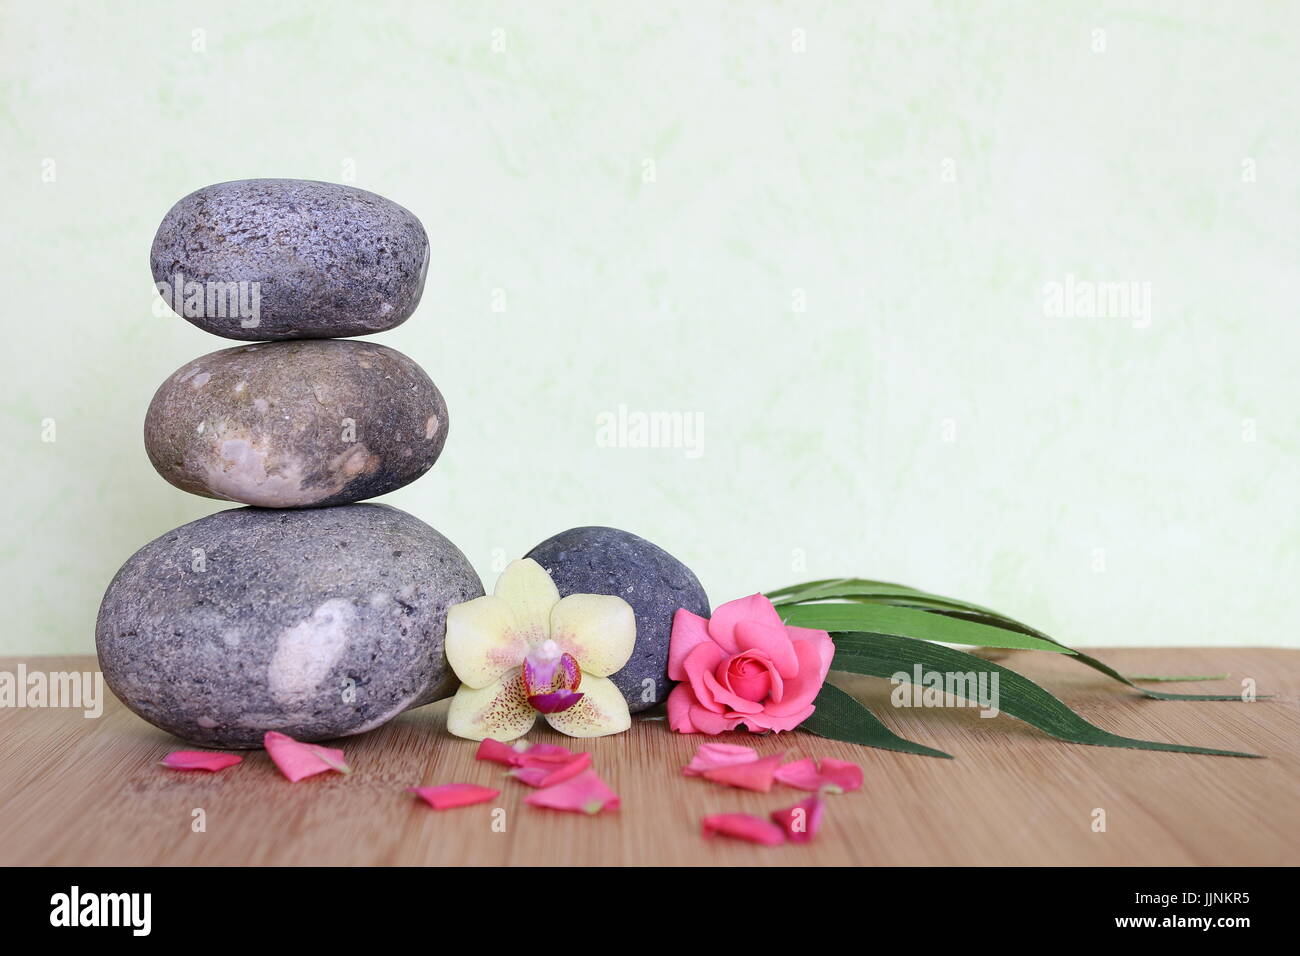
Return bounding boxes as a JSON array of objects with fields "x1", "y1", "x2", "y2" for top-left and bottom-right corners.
[{"x1": 1, "y1": 648, "x2": 1297, "y2": 866}]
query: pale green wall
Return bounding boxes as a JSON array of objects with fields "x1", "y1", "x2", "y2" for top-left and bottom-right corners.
[{"x1": 2, "y1": 1, "x2": 1296, "y2": 656}]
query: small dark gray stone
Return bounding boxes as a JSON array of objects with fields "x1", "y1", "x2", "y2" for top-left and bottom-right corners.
[
  {"x1": 144, "y1": 339, "x2": 448, "y2": 508},
  {"x1": 150, "y1": 178, "x2": 429, "y2": 341},
  {"x1": 526, "y1": 526, "x2": 709, "y2": 713},
  {"x1": 96, "y1": 504, "x2": 483, "y2": 748}
]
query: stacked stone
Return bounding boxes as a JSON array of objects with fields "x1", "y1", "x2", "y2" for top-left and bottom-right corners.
[{"x1": 96, "y1": 180, "x2": 483, "y2": 748}]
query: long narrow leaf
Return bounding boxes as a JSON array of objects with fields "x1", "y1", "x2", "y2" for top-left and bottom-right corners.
[
  {"x1": 768, "y1": 578, "x2": 1245, "y2": 701},
  {"x1": 779, "y1": 602, "x2": 1073, "y2": 654},
  {"x1": 829, "y1": 632, "x2": 1259, "y2": 758},
  {"x1": 801, "y1": 682, "x2": 952, "y2": 758}
]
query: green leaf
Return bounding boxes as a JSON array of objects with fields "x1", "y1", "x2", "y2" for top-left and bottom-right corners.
[
  {"x1": 829, "y1": 632, "x2": 1259, "y2": 758},
  {"x1": 1127, "y1": 674, "x2": 1228, "y2": 683},
  {"x1": 769, "y1": 579, "x2": 1247, "y2": 701},
  {"x1": 801, "y1": 682, "x2": 952, "y2": 758},
  {"x1": 778, "y1": 602, "x2": 1074, "y2": 654}
]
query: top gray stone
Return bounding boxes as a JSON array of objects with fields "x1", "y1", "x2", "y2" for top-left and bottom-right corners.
[{"x1": 150, "y1": 179, "x2": 430, "y2": 341}]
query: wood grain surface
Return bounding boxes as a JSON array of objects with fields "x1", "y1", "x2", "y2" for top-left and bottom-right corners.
[{"x1": 1, "y1": 648, "x2": 1296, "y2": 866}]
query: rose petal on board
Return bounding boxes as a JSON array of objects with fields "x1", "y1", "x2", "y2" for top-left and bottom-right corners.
[
  {"x1": 682, "y1": 742, "x2": 759, "y2": 777},
  {"x1": 161, "y1": 751, "x2": 243, "y2": 773},
  {"x1": 701, "y1": 813, "x2": 785, "y2": 847},
  {"x1": 524, "y1": 769, "x2": 620, "y2": 814},
  {"x1": 818, "y1": 758, "x2": 864, "y2": 793},
  {"x1": 407, "y1": 783, "x2": 501, "y2": 810},
  {"x1": 522, "y1": 742, "x2": 575, "y2": 758},
  {"x1": 699, "y1": 753, "x2": 786, "y2": 792},
  {"x1": 263, "y1": 731, "x2": 351, "y2": 782},
  {"x1": 510, "y1": 752, "x2": 593, "y2": 788},
  {"x1": 774, "y1": 757, "x2": 863, "y2": 794},
  {"x1": 771, "y1": 796, "x2": 825, "y2": 844},
  {"x1": 476, "y1": 737, "x2": 527, "y2": 766}
]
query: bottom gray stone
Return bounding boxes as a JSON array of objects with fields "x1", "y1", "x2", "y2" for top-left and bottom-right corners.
[{"x1": 96, "y1": 504, "x2": 483, "y2": 748}]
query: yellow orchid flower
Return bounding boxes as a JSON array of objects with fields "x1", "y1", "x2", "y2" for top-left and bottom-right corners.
[{"x1": 445, "y1": 559, "x2": 635, "y2": 741}]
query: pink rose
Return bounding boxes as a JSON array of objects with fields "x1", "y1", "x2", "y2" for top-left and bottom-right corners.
[{"x1": 666, "y1": 594, "x2": 835, "y2": 734}]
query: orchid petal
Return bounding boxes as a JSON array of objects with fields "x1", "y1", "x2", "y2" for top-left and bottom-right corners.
[
  {"x1": 701, "y1": 813, "x2": 785, "y2": 846},
  {"x1": 446, "y1": 595, "x2": 528, "y2": 689},
  {"x1": 549, "y1": 594, "x2": 636, "y2": 677},
  {"x1": 510, "y1": 752, "x2": 593, "y2": 788},
  {"x1": 263, "y1": 731, "x2": 351, "y2": 782},
  {"x1": 700, "y1": 752, "x2": 785, "y2": 792},
  {"x1": 161, "y1": 751, "x2": 242, "y2": 772},
  {"x1": 682, "y1": 742, "x2": 759, "y2": 777},
  {"x1": 771, "y1": 796, "x2": 825, "y2": 843},
  {"x1": 543, "y1": 674, "x2": 631, "y2": 738},
  {"x1": 493, "y1": 559, "x2": 559, "y2": 644},
  {"x1": 446, "y1": 673, "x2": 537, "y2": 741},
  {"x1": 408, "y1": 783, "x2": 500, "y2": 810},
  {"x1": 529, "y1": 689, "x2": 584, "y2": 713},
  {"x1": 525, "y1": 769, "x2": 620, "y2": 814}
]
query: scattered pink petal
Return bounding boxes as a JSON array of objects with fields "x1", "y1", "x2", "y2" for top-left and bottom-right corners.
[
  {"x1": 702, "y1": 813, "x2": 785, "y2": 846},
  {"x1": 510, "y1": 751, "x2": 593, "y2": 788},
  {"x1": 161, "y1": 751, "x2": 243, "y2": 772},
  {"x1": 476, "y1": 738, "x2": 526, "y2": 766},
  {"x1": 408, "y1": 783, "x2": 500, "y2": 810},
  {"x1": 771, "y1": 796, "x2": 825, "y2": 843},
  {"x1": 523, "y1": 742, "x2": 575, "y2": 758},
  {"x1": 525, "y1": 769, "x2": 620, "y2": 815},
  {"x1": 682, "y1": 742, "x2": 759, "y2": 777},
  {"x1": 263, "y1": 731, "x2": 351, "y2": 782},
  {"x1": 818, "y1": 758, "x2": 864, "y2": 793},
  {"x1": 775, "y1": 756, "x2": 863, "y2": 793},
  {"x1": 700, "y1": 753, "x2": 785, "y2": 792}
]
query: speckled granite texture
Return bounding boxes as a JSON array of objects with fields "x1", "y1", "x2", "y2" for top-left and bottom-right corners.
[
  {"x1": 96, "y1": 504, "x2": 483, "y2": 748},
  {"x1": 150, "y1": 178, "x2": 429, "y2": 340}
]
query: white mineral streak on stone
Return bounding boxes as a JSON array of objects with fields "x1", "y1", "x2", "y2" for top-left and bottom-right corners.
[
  {"x1": 424, "y1": 415, "x2": 440, "y2": 439},
  {"x1": 253, "y1": 398, "x2": 269, "y2": 413},
  {"x1": 268, "y1": 599, "x2": 356, "y2": 704},
  {"x1": 190, "y1": 372, "x2": 211, "y2": 389},
  {"x1": 197, "y1": 715, "x2": 219, "y2": 728},
  {"x1": 203, "y1": 437, "x2": 317, "y2": 507},
  {"x1": 332, "y1": 443, "x2": 379, "y2": 479}
]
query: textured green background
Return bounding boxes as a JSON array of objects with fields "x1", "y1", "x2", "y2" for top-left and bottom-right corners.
[{"x1": 2, "y1": 1, "x2": 1296, "y2": 655}]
